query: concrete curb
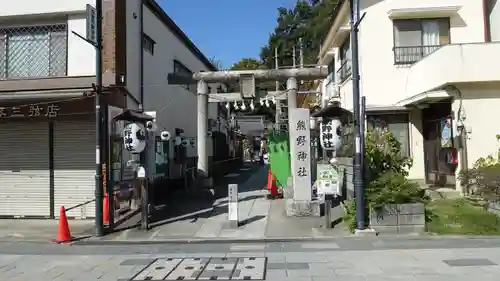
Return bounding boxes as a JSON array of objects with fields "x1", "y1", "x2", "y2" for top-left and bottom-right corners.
[
  {"x1": 70, "y1": 236, "x2": 352, "y2": 245},
  {"x1": 70, "y1": 234, "x2": 500, "y2": 246}
]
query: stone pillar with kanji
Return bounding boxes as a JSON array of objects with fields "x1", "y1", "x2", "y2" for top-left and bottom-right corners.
[{"x1": 285, "y1": 108, "x2": 321, "y2": 217}]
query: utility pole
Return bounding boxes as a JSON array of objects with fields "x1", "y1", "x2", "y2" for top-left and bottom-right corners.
[
  {"x1": 350, "y1": 0, "x2": 365, "y2": 231},
  {"x1": 94, "y1": 0, "x2": 104, "y2": 237}
]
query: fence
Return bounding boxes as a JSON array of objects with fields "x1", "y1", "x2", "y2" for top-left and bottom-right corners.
[{"x1": 337, "y1": 157, "x2": 354, "y2": 200}]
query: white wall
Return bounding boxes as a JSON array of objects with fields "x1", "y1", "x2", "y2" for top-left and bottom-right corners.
[
  {"x1": 490, "y1": 0, "x2": 500, "y2": 41},
  {"x1": 141, "y1": 4, "x2": 218, "y2": 170},
  {"x1": 358, "y1": 0, "x2": 485, "y2": 106},
  {"x1": 451, "y1": 83, "x2": 500, "y2": 168},
  {"x1": 0, "y1": 0, "x2": 94, "y2": 17},
  {"x1": 322, "y1": 0, "x2": 487, "y2": 109},
  {"x1": 67, "y1": 14, "x2": 96, "y2": 76},
  {"x1": 125, "y1": 0, "x2": 142, "y2": 109},
  {"x1": 318, "y1": 0, "x2": 493, "y2": 182},
  {"x1": 0, "y1": 0, "x2": 96, "y2": 77}
]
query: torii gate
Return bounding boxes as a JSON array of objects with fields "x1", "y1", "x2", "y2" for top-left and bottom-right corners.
[{"x1": 168, "y1": 67, "x2": 328, "y2": 186}]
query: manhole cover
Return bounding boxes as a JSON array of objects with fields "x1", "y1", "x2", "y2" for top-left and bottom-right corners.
[{"x1": 131, "y1": 257, "x2": 267, "y2": 280}]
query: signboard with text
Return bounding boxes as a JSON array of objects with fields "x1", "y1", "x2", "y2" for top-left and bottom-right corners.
[
  {"x1": 316, "y1": 163, "x2": 340, "y2": 196},
  {"x1": 0, "y1": 97, "x2": 95, "y2": 120},
  {"x1": 289, "y1": 108, "x2": 312, "y2": 201},
  {"x1": 0, "y1": 103, "x2": 61, "y2": 118}
]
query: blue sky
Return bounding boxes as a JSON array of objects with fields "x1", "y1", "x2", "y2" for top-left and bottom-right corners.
[{"x1": 158, "y1": 0, "x2": 297, "y2": 68}]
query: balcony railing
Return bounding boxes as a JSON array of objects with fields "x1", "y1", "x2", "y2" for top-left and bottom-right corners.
[
  {"x1": 337, "y1": 60, "x2": 352, "y2": 83},
  {"x1": 0, "y1": 24, "x2": 67, "y2": 79},
  {"x1": 325, "y1": 79, "x2": 339, "y2": 99},
  {"x1": 393, "y1": 45, "x2": 442, "y2": 65}
]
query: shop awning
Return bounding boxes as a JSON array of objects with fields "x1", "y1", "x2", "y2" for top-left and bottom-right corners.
[
  {"x1": 113, "y1": 109, "x2": 154, "y2": 122},
  {"x1": 396, "y1": 89, "x2": 451, "y2": 107}
]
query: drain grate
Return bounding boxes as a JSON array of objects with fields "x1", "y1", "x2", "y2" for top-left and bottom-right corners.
[{"x1": 131, "y1": 257, "x2": 267, "y2": 281}]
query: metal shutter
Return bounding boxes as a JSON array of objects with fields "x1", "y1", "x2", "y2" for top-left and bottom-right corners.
[
  {"x1": 0, "y1": 121, "x2": 50, "y2": 217},
  {"x1": 53, "y1": 120, "x2": 96, "y2": 219}
]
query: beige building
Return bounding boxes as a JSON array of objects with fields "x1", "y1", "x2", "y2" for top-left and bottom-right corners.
[{"x1": 318, "y1": 0, "x2": 500, "y2": 192}]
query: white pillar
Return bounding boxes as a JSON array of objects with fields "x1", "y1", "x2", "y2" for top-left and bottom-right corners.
[{"x1": 197, "y1": 80, "x2": 209, "y2": 179}]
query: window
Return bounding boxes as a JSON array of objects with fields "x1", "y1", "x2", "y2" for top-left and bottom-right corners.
[
  {"x1": 173, "y1": 60, "x2": 195, "y2": 92},
  {"x1": 393, "y1": 18, "x2": 450, "y2": 64},
  {"x1": 337, "y1": 36, "x2": 352, "y2": 82},
  {"x1": 367, "y1": 113, "x2": 410, "y2": 157},
  {"x1": 142, "y1": 33, "x2": 155, "y2": 54},
  {"x1": 0, "y1": 24, "x2": 67, "y2": 78}
]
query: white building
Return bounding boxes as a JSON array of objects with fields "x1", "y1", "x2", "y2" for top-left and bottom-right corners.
[
  {"x1": 0, "y1": 0, "x2": 222, "y2": 219},
  {"x1": 318, "y1": 0, "x2": 500, "y2": 191}
]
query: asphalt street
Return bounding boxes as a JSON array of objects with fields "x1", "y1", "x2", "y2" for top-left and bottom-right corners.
[{"x1": 2, "y1": 237, "x2": 500, "y2": 280}]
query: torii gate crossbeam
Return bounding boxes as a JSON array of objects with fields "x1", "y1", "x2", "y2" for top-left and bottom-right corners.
[{"x1": 167, "y1": 67, "x2": 328, "y2": 187}]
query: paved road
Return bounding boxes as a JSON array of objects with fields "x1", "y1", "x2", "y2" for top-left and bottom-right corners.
[{"x1": 3, "y1": 237, "x2": 500, "y2": 280}]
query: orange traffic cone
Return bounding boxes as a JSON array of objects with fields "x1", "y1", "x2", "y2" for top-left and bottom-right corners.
[
  {"x1": 103, "y1": 194, "x2": 109, "y2": 224},
  {"x1": 270, "y1": 174, "x2": 280, "y2": 196},
  {"x1": 266, "y1": 169, "x2": 272, "y2": 191},
  {"x1": 55, "y1": 206, "x2": 72, "y2": 243}
]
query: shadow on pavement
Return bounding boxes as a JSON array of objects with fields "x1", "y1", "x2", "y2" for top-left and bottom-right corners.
[
  {"x1": 110, "y1": 163, "x2": 268, "y2": 234},
  {"x1": 239, "y1": 215, "x2": 266, "y2": 227}
]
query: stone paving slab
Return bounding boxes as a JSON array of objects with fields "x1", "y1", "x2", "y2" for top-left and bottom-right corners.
[
  {"x1": 8, "y1": 236, "x2": 500, "y2": 257},
  {"x1": 3, "y1": 247, "x2": 500, "y2": 280},
  {"x1": 128, "y1": 257, "x2": 266, "y2": 281},
  {"x1": 69, "y1": 164, "x2": 354, "y2": 245}
]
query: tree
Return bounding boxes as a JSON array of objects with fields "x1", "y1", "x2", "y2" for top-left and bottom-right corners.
[
  {"x1": 260, "y1": 0, "x2": 339, "y2": 70},
  {"x1": 230, "y1": 58, "x2": 265, "y2": 70}
]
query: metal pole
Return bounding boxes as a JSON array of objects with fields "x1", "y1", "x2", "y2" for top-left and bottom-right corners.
[
  {"x1": 324, "y1": 194, "x2": 333, "y2": 229},
  {"x1": 350, "y1": 0, "x2": 365, "y2": 230},
  {"x1": 140, "y1": 177, "x2": 148, "y2": 230},
  {"x1": 102, "y1": 105, "x2": 110, "y2": 228},
  {"x1": 94, "y1": 0, "x2": 104, "y2": 237},
  {"x1": 108, "y1": 119, "x2": 115, "y2": 229},
  {"x1": 360, "y1": 96, "x2": 366, "y2": 181}
]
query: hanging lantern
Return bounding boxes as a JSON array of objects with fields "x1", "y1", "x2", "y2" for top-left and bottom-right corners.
[{"x1": 122, "y1": 123, "x2": 146, "y2": 153}]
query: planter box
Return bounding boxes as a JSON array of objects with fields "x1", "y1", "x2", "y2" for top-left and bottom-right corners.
[{"x1": 370, "y1": 203, "x2": 425, "y2": 234}]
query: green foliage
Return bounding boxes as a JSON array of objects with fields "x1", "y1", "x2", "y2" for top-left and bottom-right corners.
[
  {"x1": 259, "y1": 0, "x2": 340, "y2": 70},
  {"x1": 460, "y1": 164, "x2": 500, "y2": 202},
  {"x1": 459, "y1": 135, "x2": 500, "y2": 201},
  {"x1": 366, "y1": 172, "x2": 429, "y2": 211},
  {"x1": 342, "y1": 200, "x2": 357, "y2": 233},
  {"x1": 230, "y1": 58, "x2": 265, "y2": 70},
  {"x1": 343, "y1": 130, "x2": 426, "y2": 232},
  {"x1": 364, "y1": 130, "x2": 413, "y2": 181},
  {"x1": 426, "y1": 198, "x2": 500, "y2": 235}
]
